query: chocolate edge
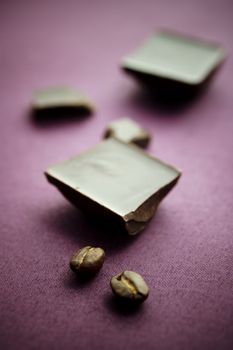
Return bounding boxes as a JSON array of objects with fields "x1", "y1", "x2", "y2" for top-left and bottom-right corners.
[{"x1": 124, "y1": 173, "x2": 181, "y2": 235}]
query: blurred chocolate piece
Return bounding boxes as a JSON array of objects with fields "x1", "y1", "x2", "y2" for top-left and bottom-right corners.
[
  {"x1": 104, "y1": 118, "x2": 150, "y2": 148},
  {"x1": 122, "y1": 30, "x2": 226, "y2": 100},
  {"x1": 45, "y1": 139, "x2": 181, "y2": 235},
  {"x1": 32, "y1": 86, "x2": 95, "y2": 118}
]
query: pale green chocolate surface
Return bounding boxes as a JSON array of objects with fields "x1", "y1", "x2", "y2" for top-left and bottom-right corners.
[
  {"x1": 104, "y1": 117, "x2": 150, "y2": 146},
  {"x1": 122, "y1": 31, "x2": 226, "y2": 84},
  {"x1": 46, "y1": 138, "x2": 181, "y2": 217},
  {"x1": 33, "y1": 86, "x2": 94, "y2": 110}
]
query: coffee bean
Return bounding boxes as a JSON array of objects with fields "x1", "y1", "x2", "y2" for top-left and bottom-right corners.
[
  {"x1": 70, "y1": 246, "x2": 105, "y2": 275},
  {"x1": 110, "y1": 271, "x2": 149, "y2": 303}
]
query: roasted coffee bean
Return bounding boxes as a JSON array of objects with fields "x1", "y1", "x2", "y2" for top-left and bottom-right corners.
[
  {"x1": 110, "y1": 271, "x2": 149, "y2": 303},
  {"x1": 70, "y1": 246, "x2": 105, "y2": 274}
]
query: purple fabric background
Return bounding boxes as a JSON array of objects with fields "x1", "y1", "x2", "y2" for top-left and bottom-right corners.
[{"x1": 1, "y1": 0, "x2": 233, "y2": 349}]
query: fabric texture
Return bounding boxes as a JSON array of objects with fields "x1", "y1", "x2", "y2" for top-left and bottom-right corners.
[{"x1": 0, "y1": 0, "x2": 232, "y2": 349}]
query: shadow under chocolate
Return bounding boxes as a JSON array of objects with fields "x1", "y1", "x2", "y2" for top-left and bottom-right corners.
[
  {"x1": 40, "y1": 204, "x2": 145, "y2": 255},
  {"x1": 30, "y1": 106, "x2": 92, "y2": 128},
  {"x1": 122, "y1": 74, "x2": 214, "y2": 117}
]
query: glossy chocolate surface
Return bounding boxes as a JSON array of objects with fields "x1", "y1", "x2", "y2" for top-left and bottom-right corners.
[
  {"x1": 104, "y1": 118, "x2": 150, "y2": 148},
  {"x1": 122, "y1": 30, "x2": 226, "y2": 97},
  {"x1": 32, "y1": 86, "x2": 95, "y2": 113},
  {"x1": 45, "y1": 139, "x2": 181, "y2": 235}
]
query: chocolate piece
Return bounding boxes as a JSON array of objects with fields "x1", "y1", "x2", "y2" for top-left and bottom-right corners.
[
  {"x1": 32, "y1": 86, "x2": 95, "y2": 115},
  {"x1": 45, "y1": 139, "x2": 181, "y2": 235},
  {"x1": 122, "y1": 30, "x2": 226, "y2": 98},
  {"x1": 104, "y1": 118, "x2": 150, "y2": 148}
]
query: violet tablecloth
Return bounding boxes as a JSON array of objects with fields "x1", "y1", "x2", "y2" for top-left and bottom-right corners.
[{"x1": 0, "y1": 0, "x2": 233, "y2": 349}]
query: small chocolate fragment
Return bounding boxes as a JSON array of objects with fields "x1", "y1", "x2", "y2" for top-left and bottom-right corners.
[
  {"x1": 32, "y1": 86, "x2": 95, "y2": 116},
  {"x1": 70, "y1": 246, "x2": 105, "y2": 275},
  {"x1": 104, "y1": 118, "x2": 150, "y2": 148},
  {"x1": 122, "y1": 30, "x2": 226, "y2": 99},
  {"x1": 45, "y1": 138, "x2": 181, "y2": 235},
  {"x1": 110, "y1": 271, "x2": 149, "y2": 303}
]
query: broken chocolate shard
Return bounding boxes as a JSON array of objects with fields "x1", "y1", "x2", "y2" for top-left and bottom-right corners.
[
  {"x1": 121, "y1": 30, "x2": 226, "y2": 99},
  {"x1": 32, "y1": 86, "x2": 95, "y2": 118},
  {"x1": 45, "y1": 139, "x2": 181, "y2": 235},
  {"x1": 103, "y1": 118, "x2": 151, "y2": 148}
]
